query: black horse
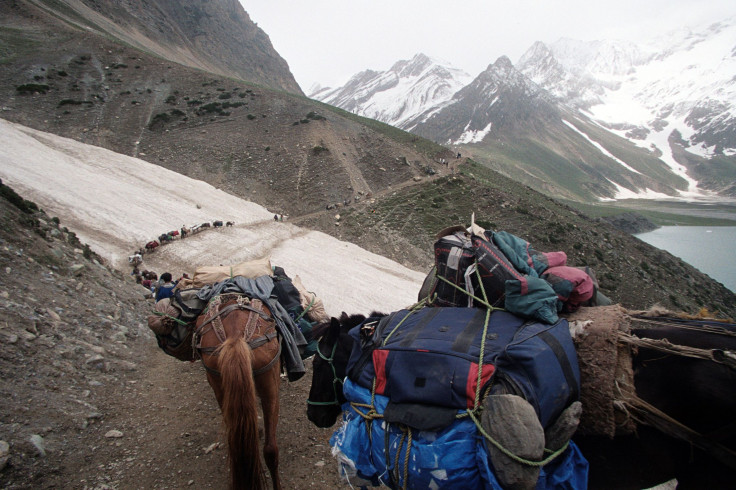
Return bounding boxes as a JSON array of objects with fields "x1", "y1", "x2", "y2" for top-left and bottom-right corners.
[
  {"x1": 576, "y1": 313, "x2": 736, "y2": 489},
  {"x1": 307, "y1": 310, "x2": 736, "y2": 488},
  {"x1": 307, "y1": 312, "x2": 377, "y2": 428}
]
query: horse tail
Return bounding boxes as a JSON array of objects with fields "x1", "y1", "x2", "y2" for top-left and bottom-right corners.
[{"x1": 218, "y1": 336, "x2": 266, "y2": 490}]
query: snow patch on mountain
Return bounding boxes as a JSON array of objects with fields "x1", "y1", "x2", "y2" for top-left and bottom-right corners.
[
  {"x1": 599, "y1": 180, "x2": 673, "y2": 202},
  {"x1": 310, "y1": 54, "x2": 472, "y2": 129},
  {"x1": 452, "y1": 121, "x2": 493, "y2": 145},
  {"x1": 0, "y1": 118, "x2": 424, "y2": 317},
  {"x1": 544, "y1": 17, "x2": 736, "y2": 162},
  {"x1": 562, "y1": 119, "x2": 641, "y2": 175}
]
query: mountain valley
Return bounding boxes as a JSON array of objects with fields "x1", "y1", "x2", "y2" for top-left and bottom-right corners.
[
  {"x1": 311, "y1": 19, "x2": 736, "y2": 204},
  {"x1": 1, "y1": 1, "x2": 736, "y2": 487}
]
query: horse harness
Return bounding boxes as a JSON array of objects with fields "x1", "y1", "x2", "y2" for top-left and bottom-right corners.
[
  {"x1": 306, "y1": 336, "x2": 342, "y2": 407},
  {"x1": 195, "y1": 293, "x2": 281, "y2": 377}
]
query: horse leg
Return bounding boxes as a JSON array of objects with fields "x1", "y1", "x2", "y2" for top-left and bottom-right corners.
[
  {"x1": 205, "y1": 370, "x2": 224, "y2": 409},
  {"x1": 256, "y1": 362, "x2": 282, "y2": 490}
]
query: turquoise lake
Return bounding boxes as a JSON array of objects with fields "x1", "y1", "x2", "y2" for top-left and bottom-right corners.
[{"x1": 635, "y1": 226, "x2": 736, "y2": 293}]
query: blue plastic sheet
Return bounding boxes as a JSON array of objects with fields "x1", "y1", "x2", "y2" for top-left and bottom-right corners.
[{"x1": 330, "y1": 379, "x2": 588, "y2": 489}]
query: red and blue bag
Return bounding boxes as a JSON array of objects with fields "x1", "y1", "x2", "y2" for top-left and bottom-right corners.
[{"x1": 347, "y1": 307, "x2": 580, "y2": 427}]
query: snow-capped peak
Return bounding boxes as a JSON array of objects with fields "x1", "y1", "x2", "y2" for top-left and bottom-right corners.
[
  {"x1": 518, "y1": 17, "x2": 736, "y2": 161},
  {"x1": 310, "y1": 53, "x2": 473, "y2": 129}
]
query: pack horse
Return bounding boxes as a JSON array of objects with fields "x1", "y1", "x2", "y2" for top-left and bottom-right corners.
[{"x1": 195, "y1": 293, "x2": 283, "y2": 490}]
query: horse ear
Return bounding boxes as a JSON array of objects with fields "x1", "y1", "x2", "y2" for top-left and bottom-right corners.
[
  {"x1": 339, "y1": 311, "x2": 350, "y2": 321},
  {"x1": 328, "y1": 317, "x2": 343, "y2": 336}
]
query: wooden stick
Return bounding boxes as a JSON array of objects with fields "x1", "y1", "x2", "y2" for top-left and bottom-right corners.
[
  {"x1": 623, "y1": 395, "x2": 736, "y2": 471},
  {"x1": 619, "y1": 332, "x2": 736, "y2": 370}
]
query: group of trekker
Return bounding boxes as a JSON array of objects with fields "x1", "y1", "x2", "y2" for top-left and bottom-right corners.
[
  {"x1": 140, "y1": 220, "x2": 231, "y2": 256},
  {"x1": 130, "y1": 266, "x2": 189, "y2": 300},
  {"x1": 151, "y1": 272, "x2": 190, "y2": 302},
  {"x1": 127, "y1": 220, "x2": 233, "y2": 292}
]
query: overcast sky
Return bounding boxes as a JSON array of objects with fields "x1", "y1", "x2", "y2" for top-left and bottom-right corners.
[{"x1": 242, "y1": 0, "x2": 736, "y2": 91}]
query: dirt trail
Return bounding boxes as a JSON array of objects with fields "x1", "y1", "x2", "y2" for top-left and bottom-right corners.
[
  {"x1": 290, "y1": 159, "x2": 463, "y2": 226},
  {"x1": 49, "y1": 341, "x2": 343, "y2": 489}
]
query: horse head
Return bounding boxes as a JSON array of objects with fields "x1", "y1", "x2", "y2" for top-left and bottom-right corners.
[
  {"x1": 307, "y1": 311, "x2": 385, "y2": 428},
  {"x1": 307, "y1": 314, "x2": 356, "y2": 428}
]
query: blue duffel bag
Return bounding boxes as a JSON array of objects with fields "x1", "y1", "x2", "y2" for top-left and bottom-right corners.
[{"x1": 347, "y1": 306, "x2": 580, "y2": 428}]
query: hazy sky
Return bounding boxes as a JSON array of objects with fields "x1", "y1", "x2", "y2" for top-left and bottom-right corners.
[{"x1": 241, "y1": 0, "x2": 736, "y2": 91}]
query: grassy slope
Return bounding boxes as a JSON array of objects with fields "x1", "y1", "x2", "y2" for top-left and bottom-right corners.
[
  {"x1": 306, "y1": 160, "x2": 736, "y2": 318},
  {"x1": 463, "y1": 113, "x2": 692, "y2": 203}
]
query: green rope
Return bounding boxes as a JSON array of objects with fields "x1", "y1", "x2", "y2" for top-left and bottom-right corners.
[
  {"x1": 432, "y1": 261, "x2": 507, "y2": 313},
  {"x1": 467, "y1": 409, "x2": 570, "y2": 467},
  {"x1": 392, "y1": 428, "x2": 405, "y2": 487},
  {"x1": 404, "y1": 295, "x2": 431, "y2": 312},
  {"x1": 370, "y1": 377, "x2": 378, "y2": 411},
  {"x1": 382, "y1": 307, "x2": 419, "y2": 346},
  {"x1": 473, "y1": 307, "x2": 492, "y2": 409},
  {"x1": 151, "y1": 310, "x2": 188, "y2": 326},
  {"x1": 294, "y1": 294, "x2": 316, "y2": 323},
  {"x1": 402, "y1": 428, "x2": 412, "y2": 490},
  {"x1": 473, "y1": 263, "x2": 490, "y2": 305},
  {"x1": 434, "y1": 274, "x2": 491, "y2": 308},
  {"x1": 349, "y1": 402, "x2": 382, "y2": 420}
]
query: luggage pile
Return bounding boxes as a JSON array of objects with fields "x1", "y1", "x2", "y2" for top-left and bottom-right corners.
[
  {"x1": 146, "y1": 257, "x2": 328, "y2": 367},
  {"x1": 420, "y1": 220, "x2": 610, "y2": 324},
  {"x1": 331, "y1": 220, "x2": 595, "y2": 489}
]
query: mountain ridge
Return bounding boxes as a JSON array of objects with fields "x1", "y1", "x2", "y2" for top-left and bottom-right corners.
[
  {"x1": 1, "y1": 0, "x2": 734, "y2": 318},
  {"x1": 7, "y1": 0, "x2": 302, "y2": 94},
  {"x1": 310, "y1": 53, "x2": 473, "y2": 131},
  {"x1": 311, "y1": 19, "x2": 736, "y2": 203}
]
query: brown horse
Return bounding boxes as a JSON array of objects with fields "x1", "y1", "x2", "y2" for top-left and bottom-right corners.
[{"x1": 195, "y1": 293, "x2": 282, "y2": 490}]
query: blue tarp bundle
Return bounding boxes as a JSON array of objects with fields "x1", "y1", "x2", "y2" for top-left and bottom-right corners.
[{"x1": 330, "y1": 379, "x2": 589, "y2": 489}]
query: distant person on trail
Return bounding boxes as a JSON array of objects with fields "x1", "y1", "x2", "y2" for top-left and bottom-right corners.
[
  {"x1": 274, "y1": 214, "x2": 278, "y2": 221},
  {"x1": 155, "y1": 272, "x2": 176, "y2": 302}
]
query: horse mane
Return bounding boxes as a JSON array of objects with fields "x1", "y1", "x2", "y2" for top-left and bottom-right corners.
[
  {"x1": 309, "y1": 319, "x2": 335, "y2": 340},
  {"x1": 311, "y1": 311, "x2": 387, "y2": 340}
]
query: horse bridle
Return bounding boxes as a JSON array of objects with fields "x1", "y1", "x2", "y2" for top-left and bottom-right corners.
[{"x1": 307, "y1": 337, "x2": 343, "y2": 407}]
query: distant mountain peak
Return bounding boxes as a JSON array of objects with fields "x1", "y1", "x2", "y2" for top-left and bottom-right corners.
[
  {"x1": 391, "y1": 53, "x2": 433, "y2": 74},
  {"x1": 310, "y1": 22, "x2": 736, "y2": 202},
  {"x1": 310, "y1": 53, "x2": 472, "y2": 130},
  {"x1": 492, "y1": 55, "x2": 514, "y2": 70}
]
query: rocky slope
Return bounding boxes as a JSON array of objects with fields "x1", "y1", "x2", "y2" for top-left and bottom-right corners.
[
  {"x1": 10, "y1": 0, "x2": 302, "y2": 94},
  {"x1": 0, "y1": 0, "x2": 450, "y2": 219},
  {"x1": 598, "y1": 212, "x2": 659, "y2": 235},
  {"x1": 293, "y1": 161, "x2": 736, "y2": 319},
  {"x1": 0, "y1": 181, "x2": 343, "y2": 489}
]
